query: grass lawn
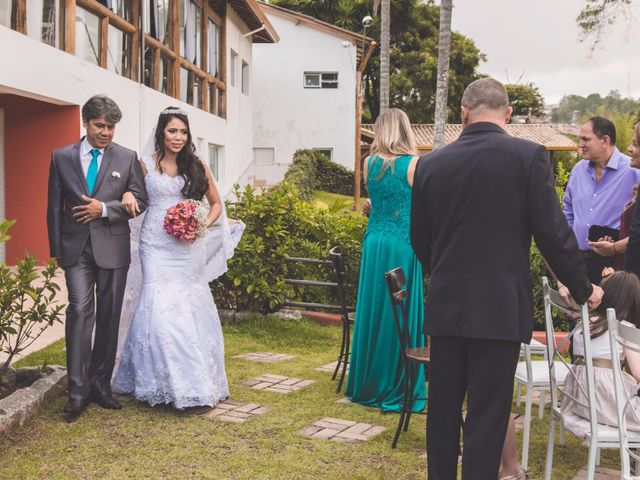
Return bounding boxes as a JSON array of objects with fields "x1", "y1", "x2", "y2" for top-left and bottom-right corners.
[
  {"x1": 1, "y1": 316, "x2": 622, "y2": 479},
  {"x1": 312, "y1": 190, "x2": 365, "y2": 215}
]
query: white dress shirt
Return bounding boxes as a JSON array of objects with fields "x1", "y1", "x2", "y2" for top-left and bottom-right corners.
[{"x1": 80, "y1": 138, "x2": 108, "y2": 218}]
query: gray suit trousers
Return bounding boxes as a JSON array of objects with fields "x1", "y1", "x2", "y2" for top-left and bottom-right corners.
[{"x1": 64, "y1": 239, "x2": 128, "y2": 402}]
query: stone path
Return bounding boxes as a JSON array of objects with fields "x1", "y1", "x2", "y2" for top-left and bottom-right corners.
[
  {"x1": 199, "y1": 399, "x2": 271, "y2": 423},
  {"x1": 232, "y1": 352, "x2": 296, "y2": 363},
  {"x1": 298, "y1": 417, "x2": 385, "y2": 443},
  {"x1": 572, "y1": 467, "x2": 621, "y2": 479},
  {"x1": 315, "y1": 361, "x2": 349, "y2": 374},
  {"x1": 243, "y1": 374, "x2": 315, "y2": 393}
]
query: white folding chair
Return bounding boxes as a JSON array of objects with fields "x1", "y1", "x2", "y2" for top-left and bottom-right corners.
[
  {"x1": 607, "y1": 309, "x2": 640, "y2": 479},
  {"x1": 515, "y1": 338, "x2": 570, "y2": 469},
  {"x1": 543, "y1": 277, "x2": 623, "y2": 480}
]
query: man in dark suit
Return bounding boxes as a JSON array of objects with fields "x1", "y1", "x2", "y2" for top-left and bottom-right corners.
[
  {"x1": 47, "y1": 95, "x2": 147, "y2": 422},
  {"x1": 410, "y1": 78, "x2": 603, "y2": 479}
]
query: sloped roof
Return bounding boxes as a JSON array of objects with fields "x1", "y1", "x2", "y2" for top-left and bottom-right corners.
[
  {"x1": 259, "y1": 2, "x2": 375, "y2": 69},
  {"x1": 230, "y1": 0, "x2": 279, "y2": 43},
  {"x1": 361, "y1": 123, "x2": 579, "y2": 151}
]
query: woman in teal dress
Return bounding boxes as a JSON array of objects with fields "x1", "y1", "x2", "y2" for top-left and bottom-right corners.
[{"x1": 346, "y1": 108, "x2": 426, "y2": 412}]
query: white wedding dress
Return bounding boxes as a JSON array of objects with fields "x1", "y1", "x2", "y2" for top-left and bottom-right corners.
[{"x1": 112, "y1": 156, "x2": 243, "y2": 408}]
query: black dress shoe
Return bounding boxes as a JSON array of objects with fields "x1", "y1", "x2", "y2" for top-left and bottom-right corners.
[
  {"x1": 90, "y1": 391, "x2": 123, "y2": 410},
  {"x1": 63, "y1": 399, "x2": 88, "y2": 423}
]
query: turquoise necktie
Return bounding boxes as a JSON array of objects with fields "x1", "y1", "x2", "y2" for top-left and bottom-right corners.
[{"x1": 87, "y1": 149, "x2": 100, "y2": 194}]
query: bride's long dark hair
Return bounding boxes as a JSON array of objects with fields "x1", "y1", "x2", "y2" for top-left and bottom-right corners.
[{"x1": 154, "y1": 107, "x2": 209, "y2": 200}]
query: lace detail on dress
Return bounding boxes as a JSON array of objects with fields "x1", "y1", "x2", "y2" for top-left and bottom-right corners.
[
  {"x1": 366, "y1": 154, "x2": 413, "y2": 243},
  {"x1": 112, "y1": 156, "x2": 236, "y2": 408}
]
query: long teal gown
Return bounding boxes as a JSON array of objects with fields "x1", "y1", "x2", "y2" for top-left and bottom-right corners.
[{"x1": 346, "y1": 154, "x2": 426, "y2": 412}]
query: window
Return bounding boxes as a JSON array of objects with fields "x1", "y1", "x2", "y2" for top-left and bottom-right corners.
[
  {"x1": 27, "y1": 0, "x2": 61, "y2": 48},
  {"x1": 208, "y1": 19, "x2": 220, "y2": 77},
  {"x1": 254, "y1": 148, "x2": 275, "y2": 166},
  {"x1": 144, "y1": 0, "x2": 169, "y2": 44},
  {"x1": 208, "y1": 144, "x2": 221, "y2": 181},
  {"x1": 180, "y1": 67, "x2": 190, "y2": 104},
  {"x1": 107, "y1": 25, "x2": 130, "y2": 76},
  {"x1": 230, "y1": 51, "x2": 238, "y2": 87},
  {"x1": 313, "y1": 148, "x2": 333, "y2": 160},
  {"x1": 75, "y1": 7, "x2": 100, "y2": 66},
  {"x1": 0, "y1": 0, "x2": 11, "y2": 28},
  {"x1": 304, "y1": 72, "x2": 339, "y2": 89},
  {"x1": 241, "y1": 60, "x2": 249, "y2": 95},
  {"x1": 181, "y1": 0, "x2": 202, "y2": 67}
]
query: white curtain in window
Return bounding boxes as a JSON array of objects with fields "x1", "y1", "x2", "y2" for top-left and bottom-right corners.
[
  {"x1": 208, "y1": 21, "x2": 218, "y2": 76},
  {"x1": 184, "y1": 0, "x2": 196, "y2": 63}
]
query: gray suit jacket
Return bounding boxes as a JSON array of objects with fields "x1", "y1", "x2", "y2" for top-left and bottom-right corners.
[{"x1": 47, "y1": 139, "x2": 148, "y2": 269}]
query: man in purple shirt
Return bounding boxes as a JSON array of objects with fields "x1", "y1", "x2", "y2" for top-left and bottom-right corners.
[{"x1": 563, "y1": 116, "x2": 640, "y2": 283}]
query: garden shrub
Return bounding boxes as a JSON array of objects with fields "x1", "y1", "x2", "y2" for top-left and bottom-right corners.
[
  {"x1": 283, "y1": 149, "x2": 366, "y2": 199},
  {"x1": 211, "y1": 182, "x2": 367, "y2": 313}
]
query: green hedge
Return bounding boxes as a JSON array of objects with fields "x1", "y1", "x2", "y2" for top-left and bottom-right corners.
[
  {"x1": 283, "y1": 149, "x2": 366, "y2": 199},
  {"x1": 211, "y1": 182, "x2": 367, "y2": 313}
]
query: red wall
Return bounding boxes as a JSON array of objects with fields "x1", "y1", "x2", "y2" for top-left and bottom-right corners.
[{"x1": 0, "y1": 95, "x2": 79, "y2": 265}]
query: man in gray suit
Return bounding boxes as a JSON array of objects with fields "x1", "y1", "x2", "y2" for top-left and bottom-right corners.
[{"x1": 47, "y1": 95, "x2": 147, "y2": 422}]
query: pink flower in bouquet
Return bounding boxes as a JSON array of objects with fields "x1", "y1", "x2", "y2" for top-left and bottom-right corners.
[{"x1": 163, "y1": 200, "x2": 208, "y2": 243}]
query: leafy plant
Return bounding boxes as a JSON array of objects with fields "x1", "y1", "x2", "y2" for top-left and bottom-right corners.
[
  {"x1": 0, "y1": 220, "x2": 64, "y2": 375},
  {"x1": 284, "y1": 149, "x2": 366, "y2": 200},
  {"x1": 211, "y1": 183, "x2": 366, "y2": 312}
]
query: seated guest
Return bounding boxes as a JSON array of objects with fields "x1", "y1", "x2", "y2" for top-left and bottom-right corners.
[
  {"x1": 346, "y1": 108, "x2": 426, "y2": 412},
  {"x1": 562, "y1": 271, "x2": 640, "y2": 431}
]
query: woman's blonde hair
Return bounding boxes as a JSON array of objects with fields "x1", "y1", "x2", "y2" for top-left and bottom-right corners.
[{"x1": 370, "y1": 108, "x2": 417, "y2": 178}]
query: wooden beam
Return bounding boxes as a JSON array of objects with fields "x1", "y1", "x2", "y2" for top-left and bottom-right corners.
[
  {"x1": 201, "y1": 1, "x2": 209, "y2": 110},
  {"x1": 99, "y1": 16, "x2": 109, "y2": 68},
  {"x1": 13, "y1": 0, "x2": 26, "y2": 34},
  {"x1": 77, "y1": 0, "x2": 136, "y2": 34},
  {"x1": 130, "y1": 0, "x2": 140, "y2": 81},
  {"x1": 219, "y1": 0, "x2": 227, "y2": 119},
  {"x1": 63, "y1": 0, "x2": 76, "y2": 54},
  {"x1": 353, "y1": 71, "x2": 363, "y2": 211},
  {"x1": 169, "y1": 0, "x2": 180, "y2": 99},
  {"x1": 152, "y1": 47, "x2": 161, "y2": 90},
  {"x1": 145, "y1": 34, "x2": 178, "y2": 60}
]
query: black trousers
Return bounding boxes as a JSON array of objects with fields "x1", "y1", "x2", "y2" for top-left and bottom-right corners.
[
  {"x1": 64, "y1": 240, "x2": 128, "y2": 402},
  {"x1": 427, "y1": 336, "x2": 521, "y2": 480}
]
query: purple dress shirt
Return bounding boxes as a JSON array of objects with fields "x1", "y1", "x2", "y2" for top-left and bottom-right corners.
[{"x1": 562, "y1": 148, "x2": 640, "y2": 250}]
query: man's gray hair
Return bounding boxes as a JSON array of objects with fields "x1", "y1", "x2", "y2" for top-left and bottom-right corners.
[
  {"x1": 82, "y1": 95, "x2": 122, "y2": 123},
  {"x1": 461, "y1": 78, "x2": 509, "y2": 113}
]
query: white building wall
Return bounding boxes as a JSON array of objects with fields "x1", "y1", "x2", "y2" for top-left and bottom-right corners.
[
  {"x1": 0, "y1": 11, "x2": 255, "y2": 198},
  {"x1": 252, "y1": 12, "x2": 357, "y2": 185}
]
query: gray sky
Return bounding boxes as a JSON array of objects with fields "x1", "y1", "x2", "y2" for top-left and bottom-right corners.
[{"x1": 447, "y1": 0, "x2": 640, "y2": 104}]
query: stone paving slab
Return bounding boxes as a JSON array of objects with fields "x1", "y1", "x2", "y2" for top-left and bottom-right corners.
[
  {"x1": 572, "y1": 467, "x2": 621, "y2": 479},
  {"x1": 232, "y1": 352, "x2": 296, "y2": 363},
  {"x1": 199, "y1": 399, "x2": 271, "y2": 423},
  {"x1": 243, "y1": 374, "x2": 315, "y2": 394},
  {"x1": 315, "y1": 361, "x2": 349, "y2": 374},
  {"x1": 298, "y1": 417, "x2": 385, "y2": 443}
]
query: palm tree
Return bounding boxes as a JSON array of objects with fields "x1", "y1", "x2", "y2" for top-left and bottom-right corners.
[
  {"x1": 379, "y1": 0, "x2": 390, "y2": 111},
  {"x1": 433, "y1": 0, "x2": 453, "y2": 149}
]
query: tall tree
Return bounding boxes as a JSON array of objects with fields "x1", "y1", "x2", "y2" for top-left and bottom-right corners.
[
  {"x1": 379, "y1": 0, "x2": 390, "y2": 111},
  {"x1": 433, "y1": 0, "x2": 452, "y2": 149}
]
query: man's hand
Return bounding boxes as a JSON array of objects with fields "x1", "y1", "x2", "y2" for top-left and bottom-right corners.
[
  {"x1": 121, "y1": 191, "x2": 140, "y2": 217},
  {"x1": 72, "y1": 195, "x2": 103, "y2": 224},
  {"x1": 587, "y1": 284, "x2": 604, "y2": 310},
  {"x1": 588, "y1": 239, "x2": 615, "y2": 257}
]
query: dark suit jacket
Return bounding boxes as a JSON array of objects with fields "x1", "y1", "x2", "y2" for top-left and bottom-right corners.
[
  {"x1": 410, "y1": 122, "x2": 592, "y2": 343},
  {"x1": 47, "y1": 139, "x2": 147, "y2": 269},
  {"x1": 625, "y1": 189, "x2": 640, "y2": 277}
]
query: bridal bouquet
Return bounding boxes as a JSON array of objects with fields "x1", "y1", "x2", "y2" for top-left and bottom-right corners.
[{"x1": 163, "y1": 199, "x2": 208, "y2": 243}]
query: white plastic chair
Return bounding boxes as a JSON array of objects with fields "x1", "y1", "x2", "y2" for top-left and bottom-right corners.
[
  {"x1": 607, "y1": 308, "x2": 640, "y2": 479},
  {"x1": 515, "y1": 338, "x2": 570, "y2": 469},
  {"x1": 543, "y1": 277, "x2": 623, "y2": 480}
]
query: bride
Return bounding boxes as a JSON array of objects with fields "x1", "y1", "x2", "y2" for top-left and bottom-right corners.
[{"x1": 112, "y1": 106, "x2": 241, "y2": 411}]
